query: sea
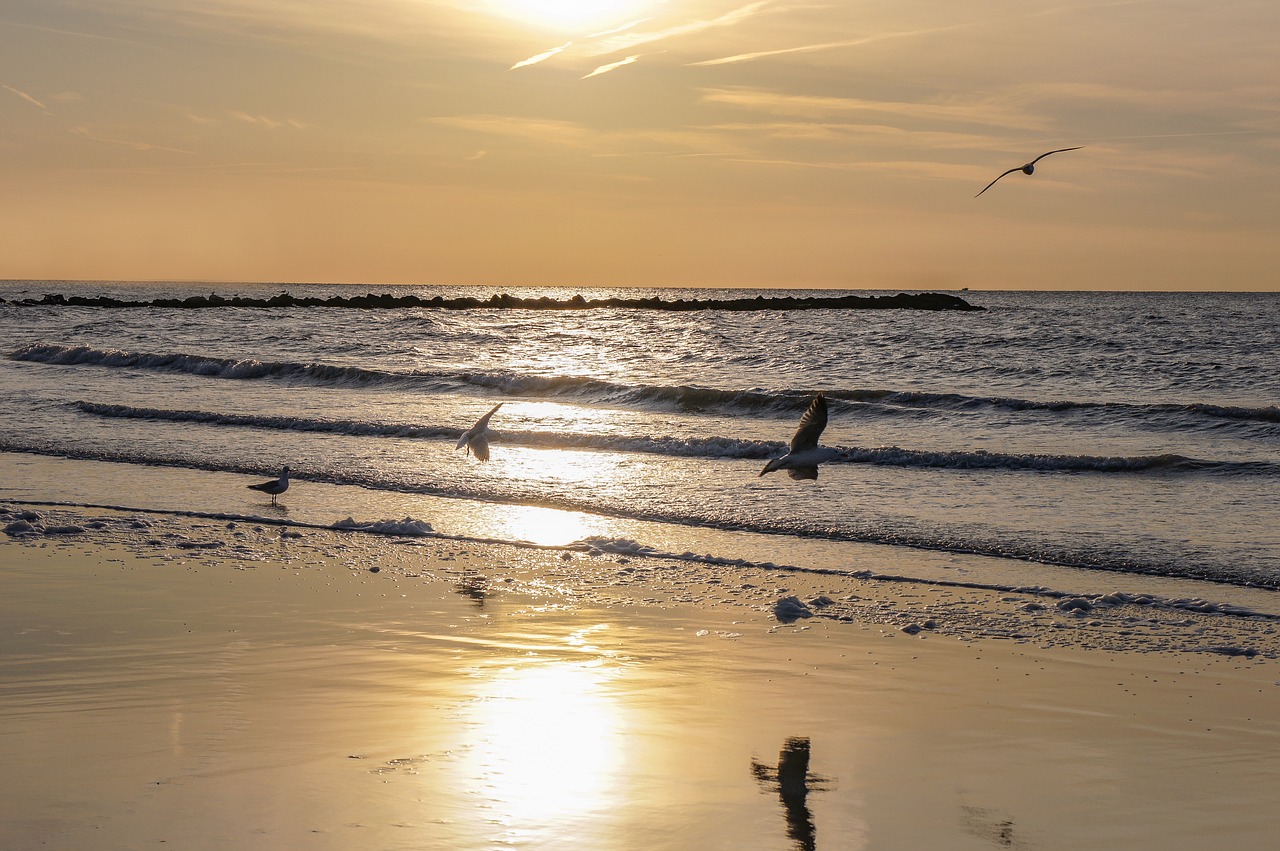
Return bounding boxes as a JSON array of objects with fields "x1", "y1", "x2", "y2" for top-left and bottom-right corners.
[{"x1": 2, "y1": 282, "x2": 1278, "y2": 616}]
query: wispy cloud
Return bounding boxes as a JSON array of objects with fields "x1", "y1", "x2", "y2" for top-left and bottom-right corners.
[
  {"x1": 431, "y1": 115, "x2": 595, "y2": 147},
  {"x1": 702, "y1": 120, "x2": 993, "y2": 151},
  {"x1": 582, "y1": 55, "x2": 642, "y2": 79},
  {"x1": 589, "y1": 2, "x2": 770, "y2": 56},
  {"x1": 690, "y1": 21, "x2": 974, "y2": 67},
  {"x1": 431, "y1": 113, "x2": 747, "y2": 158},
  {"x1": 699, "y1": 86, "x2": 1047, "y2": 131},
  {"x1": 71, "y1": 125, "x2": 193, "y2": 154},
  {"x1": 4, "y1": 84, "x2": 50, "y2": 114},
  {"x1": 185, "y1": 112, "x2": 222, "y2": 127},
  {"x1": 1, "y1": 17, "x2": 165, "y2": 51},
  {"x1": 587, "y1": 18, "x2": 651, "y2": 39},
  {"x1": 721, "y1": 156, "x2": 977, "y2": 181},
  {"x1": 228, "y1": 111, "x2": 306, "y2": 130},
  {"x1": 512, "y1": 41, "x2": 573, "y2": 71},
  {"x1": 511, "y1": 5, "x2": 764, "y2": 75}
]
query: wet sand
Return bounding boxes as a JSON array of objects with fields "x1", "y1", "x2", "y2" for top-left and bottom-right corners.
[{"x1": 3, "y1": 516, "x2": 1280, "y2": 851}]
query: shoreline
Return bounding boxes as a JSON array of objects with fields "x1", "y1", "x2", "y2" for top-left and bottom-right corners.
[
  {"x1": 4, "y1": 505, "x2": 1280, "y2": 848},
  {"x1": 7, "y1": 500, "x2": 1280, "y2": 657}
]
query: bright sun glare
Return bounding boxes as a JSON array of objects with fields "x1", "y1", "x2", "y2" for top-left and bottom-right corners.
[
  {"x1": 464, "y1": 653, "x2": 625, "y2": 824},
  {"x1": 496, "y1": 504, "x2": 606, "y2": 547},
  {"x1": 489, "y1": 0, "x2": 653, "y2": 32}
]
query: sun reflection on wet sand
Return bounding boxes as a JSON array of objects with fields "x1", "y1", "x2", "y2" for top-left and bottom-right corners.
[{"x1": 459, "y1": 628, "x2": 628, "y2": 839}]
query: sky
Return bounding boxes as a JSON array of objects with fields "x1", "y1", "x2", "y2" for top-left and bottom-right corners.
[{"x1": 2, "y1": 0, "x2": 1279, "y2": 290}]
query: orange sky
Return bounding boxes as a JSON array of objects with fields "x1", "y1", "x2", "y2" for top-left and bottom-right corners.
[{"x1": 2, "y1": 1, "x2": 1278, "y2": 290}]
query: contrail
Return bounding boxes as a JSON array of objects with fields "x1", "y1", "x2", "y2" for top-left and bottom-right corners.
[
  {"x1": 587, "y1": 18, "x2": 651, "y2": 38},
  {"x1": 512, "y1": 42, "x2": 572, "y2": 70},
  {"x1": 1085, "y1": 130, "x2": 1265, "y2": 141},
  {"x1": 690, "y1": 24, "x2": 970, "y2": 67},
  {"x1": 582, "y1": 55, "x2": 641, "y2": 79},
  {"x1": 3, "y1": 84, "x2": 49, "y2": 113}
]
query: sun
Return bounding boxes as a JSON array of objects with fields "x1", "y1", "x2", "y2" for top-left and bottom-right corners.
[{"x1": 487, "y1": 0, "x2": 654, "y2": 33}]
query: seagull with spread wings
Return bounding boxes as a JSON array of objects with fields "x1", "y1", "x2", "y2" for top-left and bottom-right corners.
[
  {"x1": 457, "y1": 403, "x2": 503, "y2": 462},
  {"x1": 975, "y1": 146, "x2": 1083, "y2": 197},
  {"x1": 760, "y1": 394, "x2": 838, "y2": 480}
]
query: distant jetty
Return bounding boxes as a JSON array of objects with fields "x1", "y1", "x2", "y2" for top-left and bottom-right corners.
[{"x1": 2, "y1": 290, "x2": 983, "y2": 312}]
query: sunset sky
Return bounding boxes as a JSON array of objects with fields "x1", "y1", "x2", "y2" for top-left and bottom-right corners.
[{"x1": 3, "y1": 0, "x2": 1278, "y2": 290}]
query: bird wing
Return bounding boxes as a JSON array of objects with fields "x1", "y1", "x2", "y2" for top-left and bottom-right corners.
[
  {"x1": 470, "y1": 433, "x2": 491, "y2": 462},
  {"x1": 789, "y1": 394, "x2": 828, "y2": 452},
  {"x1": 1029, "y1": 146, "x2": 1084, "y2": 165},
  {"x1": 457, "y1": 403, "x2": 502, "y2": 449},
  {"x1": 787, "y1": 466, "x2": 819, "y2": 481},
  {"x1": 473, "y1": 403, "x2": 503, "y2": 430},
  {"x1": 975, "y1": 167, "x2": 1021, "y2": 197}
]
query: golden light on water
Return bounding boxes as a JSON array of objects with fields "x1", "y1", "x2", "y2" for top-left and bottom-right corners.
[
  {"x1": 461, "y1": 636, "x2": 626, "y2": 831},
  {"x1": 494, "y1": 503, "x2": 609, "y2": 546}
]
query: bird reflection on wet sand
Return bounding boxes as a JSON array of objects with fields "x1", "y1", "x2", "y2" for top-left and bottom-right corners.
[
  {"x1": 751, "y1": 736, "x2": 832, "y2": 850},
  {"x1": 454, "y1": 574, "x2": 490, "y2": 607}
]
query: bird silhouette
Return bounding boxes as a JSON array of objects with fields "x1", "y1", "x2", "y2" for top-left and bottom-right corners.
[
  {"x1": 457, "y1": 403, "x2": 502, "y2": 461},
  {"x1": 760, "y1": 394, "x2": 838, "y2": 480},
  {"x1": 975, "y1": 146, "x2": 1083, "y2": 197},
  {"x1": 247, "y1": 466, "x2": 290, "y2": 504}
]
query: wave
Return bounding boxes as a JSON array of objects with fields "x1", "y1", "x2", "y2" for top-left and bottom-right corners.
[
  {"x1": 16, "y1": 343, "x2": 1280, "y2": 431},
  {"x1": 11, "y1": 343, "x2": 423, "y2": 388},
  {"x1": 831, "y1": 387, "x2": 1280, "y2": 427},
  {"x1": 1, "y1": 289, "x2": 982, "y2": 312},
  {"x1": 70, "y1": 401, "x2": 1277, "y2": 475}
]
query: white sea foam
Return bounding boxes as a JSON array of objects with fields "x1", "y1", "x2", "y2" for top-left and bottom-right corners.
[
  {"x1": 331, "y1": 516, "x2": 435, "y2": 536},
  {"x1": 3, "y1": 501, "x2": 1279, "y2": 656},
  {"x1": 774, "y1": 596, "x2": 814, "y2": 622}
]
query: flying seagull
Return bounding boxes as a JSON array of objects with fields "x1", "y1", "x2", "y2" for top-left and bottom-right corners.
[
  {"x1": 457, "y1": 403, "x2": 502, "y2": 462},
  {"x1": 975, "y1": 146, "x2": 1084, "y2": 197},
  {"x1": 247, "y1": 465, "x2": 290, "y2": 504},
  {"x1": 760, "y1": 394, "x2": 838, "y2": 480}
]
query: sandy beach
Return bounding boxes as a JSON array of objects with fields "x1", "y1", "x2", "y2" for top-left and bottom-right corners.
[{"x1": 4, "y1": 498, "x2": 1279, "y2": 850}]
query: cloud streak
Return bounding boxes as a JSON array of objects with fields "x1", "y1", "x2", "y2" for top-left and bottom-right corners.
[
  {"x1": 699, "y1": 86, "x2": 1048, "y2": 131},
  {"x1": 71, "y1": 125, "x2": 193, "y2": 154},
  {"x1": 228, "y1": 111, "x2": 306, "y2": 130},
  {"x1": 587, "y1": 18, "x2": 652, "y2": 39},
  {"x1": 4, "y1": 84, "x2": 50, "y2": 114},
  {"x1": 589, "y1": 1, "x2": 770, "y2": 56},
  {"x1": 511, "y1": 41, "x2": 573, "y2": 71},
  {"x1": 690, "y1": 21, "x2": 974, "y2": 67},
  {"x1": 582, "y1": 55, "x2": 642, "y2": 79},
  {"x1": 431, "y1": 113, "x2": 746, "y2": 159}
]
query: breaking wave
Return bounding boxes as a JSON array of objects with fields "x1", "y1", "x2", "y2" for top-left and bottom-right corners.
[
  {"x1": 71, "y1": 401, "x2": 1278, "y2": 475},
  {"x1": 13, "y1": 343, "x2": 1280, "y2": 429}
]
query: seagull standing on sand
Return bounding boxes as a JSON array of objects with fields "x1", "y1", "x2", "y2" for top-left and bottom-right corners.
[
  {"x1": 247, "y1": 466, "x2": 290, "y2": 504},
  {"x1": 975, "y1": 146, "x2": 1084, "y2": 197},
  {"x1": 760, "y1": 394, "x2": 838, "y2": 480},
  {"x1": 457, "y1": 403, "x2": 502, "y2": 462}
]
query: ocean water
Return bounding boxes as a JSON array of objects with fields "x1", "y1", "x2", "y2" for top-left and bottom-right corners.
[{"x1": 2, "y1": 282, "x2": 1278, "y2": 601}]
